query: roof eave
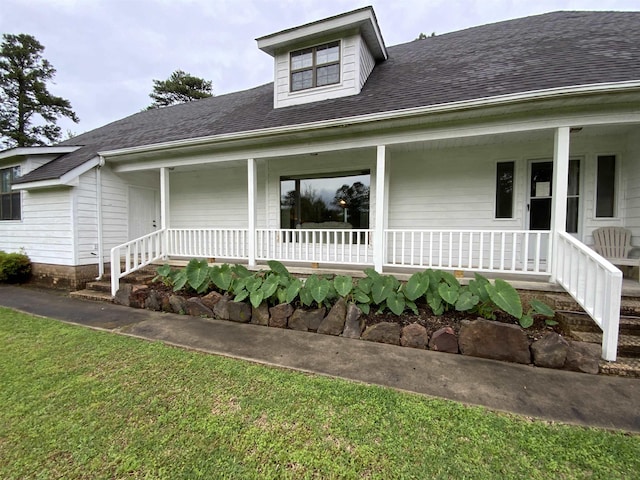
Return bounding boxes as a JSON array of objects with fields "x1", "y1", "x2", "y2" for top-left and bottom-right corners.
[
  {"x1": 100, "y1": 80, "x2": 640, "y2": 161},
  {"x1": 0, "y1": 145, "x2": 82, "y2": 161},
  {"x1": 12, "y1": 156, "x2": 101, "y2": 190}
]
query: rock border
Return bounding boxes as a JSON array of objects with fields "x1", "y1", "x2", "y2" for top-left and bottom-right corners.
[{"x1": 118, "y1": 286, "x2": 601, "y2": 374}]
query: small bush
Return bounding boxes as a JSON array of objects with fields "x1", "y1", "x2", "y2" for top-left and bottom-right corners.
[{"x1": 0, "y1": 251, "x2": 32, "y2": 283}]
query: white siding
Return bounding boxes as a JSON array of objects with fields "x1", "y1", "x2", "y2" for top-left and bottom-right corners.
[
  {"x1": 170, "y1": 165, "x2": 250, "y2": 228},
  {"x1": 358, "y1": 37, "x2": 375, "y2": 90},
  {"x1": 274, "y1": 34, "x2": 363, "y2": 108},
  {"x1": 623, "y1": 127, "x2": 640, "y2": 239},
  {"x1": 75, "y1": 169, "x2": 102, "y2": 265},
  {"x1": 99, "y1": 167, "x2": 160, "y2": 261},
  {"x1": 0, "y1": 187, "x2": 74, "y2": 265}
]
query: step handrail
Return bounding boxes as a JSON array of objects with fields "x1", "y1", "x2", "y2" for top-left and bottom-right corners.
[
  {"x1": 553, "y1": 231, "x2": 622, "y2": 361},
  {"x1": 110, "y1": 229, "x2": 166, "y2": 296}
]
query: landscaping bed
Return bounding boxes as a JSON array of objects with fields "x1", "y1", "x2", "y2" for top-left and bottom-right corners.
[{"x1": 115, "y1": 260, "x2": 601, "y2": 374}]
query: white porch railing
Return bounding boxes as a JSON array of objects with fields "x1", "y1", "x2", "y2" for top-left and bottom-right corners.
[
  {"x1": 256, "y1": 229, "x2": 373, "y2": 265},
  {"x1": 166, "y1": 228, "x2": 249, "y2": 260},
  {"x1": 384, "y1": 229, "x2": 551, "y2": 275},
  {"x1": 553, "y1": 232, "x2": 622, "y2": 361},
  {"x1": 110, "y1": 229, "x2": 166, "y2": 296}
]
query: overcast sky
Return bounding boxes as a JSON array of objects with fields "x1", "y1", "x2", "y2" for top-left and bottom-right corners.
[{"x1": 1, "y1": 0, "x2": 638, "y2": 138}]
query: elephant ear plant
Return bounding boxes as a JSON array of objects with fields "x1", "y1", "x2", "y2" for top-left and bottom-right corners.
[{"x1": 152, "y1": 260, "x2": 555, "y2": 329}]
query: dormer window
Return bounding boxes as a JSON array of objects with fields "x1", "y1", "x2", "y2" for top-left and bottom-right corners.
[{"x1": 290, "y1": 41, "x2": 340, "y2": 91}]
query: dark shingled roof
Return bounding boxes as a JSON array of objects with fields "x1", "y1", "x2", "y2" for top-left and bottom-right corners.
[{"x1": 16, "y1": 10, "x2": 640, "y2": 184}]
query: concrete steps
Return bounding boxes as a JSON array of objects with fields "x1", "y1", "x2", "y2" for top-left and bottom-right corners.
[
  {"x1": 70, "y1": 266, "x2": 157, "y2": 304},
  {"x1": 549, "y1": 293, "x2": 640, "y2": 377}
]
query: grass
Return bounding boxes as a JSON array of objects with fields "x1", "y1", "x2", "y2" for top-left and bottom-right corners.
[{"x1": 0, "y1": 307, "x2": 638, "y2": 479}]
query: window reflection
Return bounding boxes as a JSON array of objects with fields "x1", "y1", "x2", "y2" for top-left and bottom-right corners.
[{"x1": 280, "y1": 172, "x2": 370, "y2": 229}]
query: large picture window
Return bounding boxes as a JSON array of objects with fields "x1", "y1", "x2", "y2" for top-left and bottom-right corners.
[
  {"x1": 595, "y1": 155, "x2": 616, "y2": 218},
  {"x1": 280, "y1": 171, "x2": 370, "y2": 229},
  {"x1": 0, "y1": 166, "x2": 21, "y2": 221},
  {"x1": 290, "y1": 41, "x2": 340, "y2": 92}
]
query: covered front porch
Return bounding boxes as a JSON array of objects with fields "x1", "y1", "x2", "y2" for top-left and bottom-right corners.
[{"x1": 104, "y1": 115, "x2": 640, "y2": 361}]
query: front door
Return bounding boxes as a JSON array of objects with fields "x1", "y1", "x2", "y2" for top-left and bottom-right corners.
[
  {"x1": 128, "y1": 186, "x2": 159, "y2": 240},
  {"x1": 527, "y1": 159, "x2": 580, "y2": 234}
]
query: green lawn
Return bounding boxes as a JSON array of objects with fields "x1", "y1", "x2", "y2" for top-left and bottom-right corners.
[{"x1": 0, "y1": 308, "x2": 638, "y2": 479}]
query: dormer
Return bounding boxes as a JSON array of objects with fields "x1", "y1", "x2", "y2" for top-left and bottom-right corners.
[{"x1": 257, "y1": 6, "x2": 387, "y2": 109}]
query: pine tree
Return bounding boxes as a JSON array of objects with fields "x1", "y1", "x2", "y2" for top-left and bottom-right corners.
[
  {"x1": 147, "y1": 70, "x2": 213, "y2": 109},
  {"x1": 0, "y1": 33, "x2": 78, "y2": 148}
]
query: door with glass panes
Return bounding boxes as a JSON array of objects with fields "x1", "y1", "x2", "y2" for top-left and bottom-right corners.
[{"x1": 527, "y1": 159, "x2": 580, "y2": 261}]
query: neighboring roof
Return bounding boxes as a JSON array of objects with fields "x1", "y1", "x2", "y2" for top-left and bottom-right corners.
[{"x1": 15, "y1": 10, "x2": 640, "y2": 184}]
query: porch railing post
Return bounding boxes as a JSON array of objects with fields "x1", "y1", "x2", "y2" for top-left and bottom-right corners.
[
  {"x1": 550, "y1": 126, "x2": 570, "y2": 283},
  {"x1": 373, "y1": 145, "x2": 387, "y2": 272},
  {"x1": 247, "y1": 158, "x2": 257, "y2": 267}
]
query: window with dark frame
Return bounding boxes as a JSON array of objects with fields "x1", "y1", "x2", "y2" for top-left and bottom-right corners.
[
  {"x1": 495, "y1": 161, "x2": 514, "y2": 218},
  {"x1": 595, "y1": 155, "x2": 616, "y2": 218},
  {"x1": 0, "y1": 166, "x2": 21, "y2": 221},
  {"x1": 290, "y1": 41, "x2": 340, "y2": 92},
  {"x1": 280, "y1": 171, "x2": 370, "y2": 229}
]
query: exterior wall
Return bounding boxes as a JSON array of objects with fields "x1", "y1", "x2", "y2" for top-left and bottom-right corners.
[
  {"x1": 169, "y1": 164, "x2": 255, "y2": 228},
  {"x1": 358, "y1": 37, "x2": 375, "y2": 90},
  {"x1": 273, "y1": 34, "x2": 366, "y2": 108},
  {"x1": 623, "y1": 127, "x2": 640, "y2": 241},
  {"x1": 30, "y1": 263, "x2": 99, "y2": 290},
  {"x1": 75, "y1": 168, "x2": 99, "y2": 265},
  {"x1": 386, "y1": 131, "x2": 632, "y2": 244},
  {"x1": 0, "y1": 186, "x2": 74, "y2": 264}
]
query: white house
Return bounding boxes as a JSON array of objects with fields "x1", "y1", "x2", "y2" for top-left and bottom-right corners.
[{"x1": 1, "y1": 7, "x2": 639, "y2": 360}]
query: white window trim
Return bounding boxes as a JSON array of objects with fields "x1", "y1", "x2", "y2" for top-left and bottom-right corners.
[{"x1": 289, "y1": 40, "x2": 342, "y2": 94}]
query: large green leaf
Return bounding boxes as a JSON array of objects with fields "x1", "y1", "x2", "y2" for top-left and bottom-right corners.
[
  {"x1": 250, "y1": 290, "x2": 265, "y2": 309},
  {"x1": 468, "y1": 273, "x2": 491, "y2": 302},
  {"x1": 231, "y1": 264, "x2": 251, "y2": 278},
  {"x1": 438, "y1": 282, "x2": 459, "y2": 305},
  {"x1": 519, "y1": 314, "x2": 534, "y2": 329},
  {"x1": 357, "y1": 277, "x2": 373, "y2": 294},
  {"x1": 428, "y1": 293, "x2": 444, "y2": 315},
  {"x1": 357, "y1": 303, "x2": 370, "y2": 315},
  {"x1": 233, "y1": 289, "x2": 249, "y2": 303},
  {"x1": 299, "y1": 286, "x2": 313, "y2": 307},
  {"x1": 371, "y1": 277, "x2": 393, "y2": 305},
  {"x1": 386, "y1": 291, "x2": 406, "y2": 315},
  {"x1": 267, "y1": 260, "x2": 290, "y2": 277},
  {"x1": 440, "y1": 270, "x2": 461, "y2": 289},
  {"x1": 260, "y1": 275, "x2": 279, "y2": 299},
  {"x1": 529, "y1": 299, "x2": 555, "y2": 317},
  {"x1": 455, "y1": 290, "x2": 479, "y2": 312},
  {"x1": 186, "y1": 259, "x2": 210, "y2": 293},
  {"x1": 334, "y1": 275, "x2": 353, "y2": 297},
  {"x1": 487, "y1": 279, "x2": 522, "y2": 319},
  {"x1": 285, "y1": 279, "x2": 302, "y2": 304},
  {"x1": 404, "y1": 272, "x2": 429, "y2": 301},
  {"x1": 210, "y1": 264, "x2": 232, "y2": 291},
  {"x1": 305, "y1": 275, "x2": 330, "y2": 304},
  {"x1": 363, "y1": 268, "x2": 380, "y2": 280},
  {"x1": 172, "y1": 269, "x2": 188, "y2": 292},
  {"x1": 244, "y1": 276, "x2": 262, "y2": 293},
  {"x1": 353, "y1": 289, "x2": 370, "y2": 304}
]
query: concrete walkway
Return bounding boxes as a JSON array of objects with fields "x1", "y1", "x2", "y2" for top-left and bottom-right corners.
[{"x1": 1, "y1": 284, "x2": 639, "y2": 433}]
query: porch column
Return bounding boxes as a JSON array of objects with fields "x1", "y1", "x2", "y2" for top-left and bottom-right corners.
[
  {"x1": 373, "y1": 145, "x2": 388, "y2": 272},
  {"x1": 160, "y1": 167, "x2": 170, "y2": 229},
  {"x1": 550, "y1": 127, "x2": 570, "y2": 282},
  {"x1": 247, "y1": 158, "x2": 257, "y2": 267},
  {"x1": 160, "y1": 167, "x2": 170, "y2": 259}
]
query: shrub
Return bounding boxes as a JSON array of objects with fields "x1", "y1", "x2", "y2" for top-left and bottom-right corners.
[{"x1": 0, "y1": 251, "x2": 32, "y2": 283}]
